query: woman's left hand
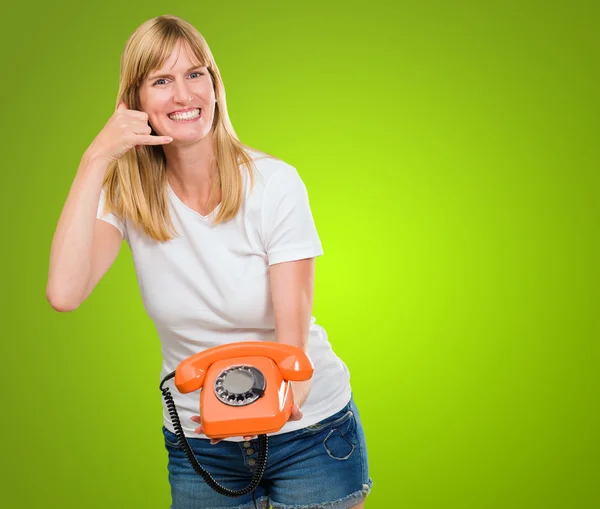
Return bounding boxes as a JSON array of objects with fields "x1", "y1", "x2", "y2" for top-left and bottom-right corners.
[{"x1": 190, "y1": 403, "x2": 304, "y2": 445}]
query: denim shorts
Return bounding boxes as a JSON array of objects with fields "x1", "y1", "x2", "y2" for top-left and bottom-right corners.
[{"x1": 162, "y1": 396, "x2": 373, "y2": 509}]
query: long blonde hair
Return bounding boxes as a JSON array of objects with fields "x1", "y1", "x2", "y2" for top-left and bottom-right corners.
[{"x1": 102, "y1": 14, "x2": 262, "y2": 241}]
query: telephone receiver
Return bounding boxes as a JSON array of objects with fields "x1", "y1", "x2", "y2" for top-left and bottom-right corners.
[{"x1": 159, "y1": 341, "x2": 314, "y2": 499}]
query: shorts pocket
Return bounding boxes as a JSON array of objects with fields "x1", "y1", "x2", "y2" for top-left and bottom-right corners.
[
  {"x1": 300, "y1": 407, "x2": 354, "y2": 436},
  {"x1": 163, "y1": 427, "x2": 182, "y2": 449},
  {"x1": 323, "y1": 424, "x2": 356, "y2": 460}
]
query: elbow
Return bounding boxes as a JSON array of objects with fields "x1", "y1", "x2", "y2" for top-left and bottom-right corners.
[{"x1": 46, "y1": 286, "x2": 82, "y2": 313}]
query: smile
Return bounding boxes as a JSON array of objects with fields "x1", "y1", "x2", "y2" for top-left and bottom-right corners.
[{"x1": 168, "y1": 108, "x2": 201, "y2": 122}]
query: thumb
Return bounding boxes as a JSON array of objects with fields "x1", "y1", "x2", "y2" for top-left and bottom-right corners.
[
  {"x1": 289, "y1": 404, "x2": 303, "y2": 421},
  {"x1": 116, "y1": 101, "x2": 127, "y2": 112}
]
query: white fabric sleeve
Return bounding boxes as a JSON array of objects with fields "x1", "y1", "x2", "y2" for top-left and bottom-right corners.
[
  {"x1": 96, "y1": 188, "x2": 125, "y2": 238},
  {"x1": 261, "y1": 167, "x2": 324, "y2": 265}
]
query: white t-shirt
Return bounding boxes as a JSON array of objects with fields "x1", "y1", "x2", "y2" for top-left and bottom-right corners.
[{"x1": 97, "y1": 149, "x2": 351, "y2": 441}]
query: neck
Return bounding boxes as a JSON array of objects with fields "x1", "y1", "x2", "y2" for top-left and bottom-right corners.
[{"x1": 163, "y1": 134, "x2": 217, "y2": 196}]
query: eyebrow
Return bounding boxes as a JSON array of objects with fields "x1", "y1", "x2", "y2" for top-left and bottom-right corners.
[{"x1": 147, "y1": 65, "x2": 206, "y2": 81}]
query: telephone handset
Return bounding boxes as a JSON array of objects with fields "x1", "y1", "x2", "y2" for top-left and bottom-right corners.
[{"x1": 160, "y1": 341, "x2": 314, "y2": 501}]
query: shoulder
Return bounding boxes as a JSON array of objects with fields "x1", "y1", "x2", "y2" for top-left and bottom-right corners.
[{"x1": 244, "y1": 148, "x2": 303, "y2": 191}]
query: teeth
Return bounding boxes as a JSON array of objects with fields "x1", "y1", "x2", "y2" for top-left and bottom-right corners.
[{"x1": 169, "y1": 108, "x2": 200, "y2": 121}]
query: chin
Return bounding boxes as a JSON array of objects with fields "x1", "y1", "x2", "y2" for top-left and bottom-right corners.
[{"x1": 170, "y1": 133, "x2": 210, "y2": 145}]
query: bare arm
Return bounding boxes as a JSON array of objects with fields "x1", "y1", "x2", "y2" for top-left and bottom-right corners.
[
  {"x1": 46, "y1": 152, "x2": 122, "y2": 312},
  {"x1": 269, "y1": 257, "x2": 316, "y2": 408},
  {"x1": 46, "y1": 103, "x2": 173, "y2": 312}
]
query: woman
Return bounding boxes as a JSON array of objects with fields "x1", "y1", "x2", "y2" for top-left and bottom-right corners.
[{"x1": 47, "y1": 14, "x2": 372, "y2": 509}]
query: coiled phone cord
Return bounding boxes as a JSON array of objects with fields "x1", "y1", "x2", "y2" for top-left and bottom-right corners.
[{"x1": 160, "y1": 372, "x2": 268, "y2": 506}]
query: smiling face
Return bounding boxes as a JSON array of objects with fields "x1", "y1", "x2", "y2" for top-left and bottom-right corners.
[{"x1": 138, "y1": 40, "x2": 216, "y2": 145}]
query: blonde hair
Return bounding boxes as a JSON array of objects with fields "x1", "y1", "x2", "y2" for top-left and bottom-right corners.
[{"x1": 102, "y1": 14, "x2": 264, "y2": 241}]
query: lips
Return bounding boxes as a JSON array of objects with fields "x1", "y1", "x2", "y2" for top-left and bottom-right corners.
[
  {"x1": 168, "y1": 107, "x2": 200, "y2": 115},
  {"x1": 168, "y1": 108, "x2": 202, "y2": 121}
]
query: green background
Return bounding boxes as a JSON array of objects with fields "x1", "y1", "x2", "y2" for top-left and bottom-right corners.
[{"x1": 1, "y1": 0, "x2": 598, "y2": 507}]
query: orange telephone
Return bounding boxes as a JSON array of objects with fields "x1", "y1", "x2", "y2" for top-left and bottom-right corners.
[
  {"x1": 174, "y1": 341, "x2": 314, "y2": 438},
  {"x1": 159, "y1": 341, "x2": 314, "y2": 500}
]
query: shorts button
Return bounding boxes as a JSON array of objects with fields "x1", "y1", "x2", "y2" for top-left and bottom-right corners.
[
  {"x1": 246, "y1": 448, "x2": 255, "y2": 455},
  {"x1": 243, "y1": 442, "x2": 251, "y2": 448},
  {"x1": 248, "y1": 458, "x2": 256, "y2": 466}
]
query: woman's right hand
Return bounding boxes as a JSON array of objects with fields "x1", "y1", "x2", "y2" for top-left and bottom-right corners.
[
  {"x1": 190, "y1": 405, "x2": 303, "y2": 445},
  {"x1": 86, "y1": 102, "x2": 173, "y2": 164}
]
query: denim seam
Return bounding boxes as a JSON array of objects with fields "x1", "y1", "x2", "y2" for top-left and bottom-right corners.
[
  {"x1": 357, "y1": 427, "x2": 366, "y2": 489},
  {"x1": 351, "y1": 406, "x2": 364, "y2": 487},
  {"x1": 270, "y1": 487, "x2": 366, "y2": 509},
  {"x1": 196, "y1": 495, "x2": 270, "y2": 509},
  {"x1": 301, "y1": 410, "x2": 353, "y2": 434},
  {"x1": 354, "y1": 410, "x2": 372, "y2": 494},
  {"x1": 323, "y1": 428, "x2": 356, "y2": 461},
  {"x1": 237, "y1": 441, "x2": 258, "y2": 471}
]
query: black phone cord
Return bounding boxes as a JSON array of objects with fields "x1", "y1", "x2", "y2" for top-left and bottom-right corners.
[{"x1": 159, "y1": 372, "x2": 268, "y2": 506}]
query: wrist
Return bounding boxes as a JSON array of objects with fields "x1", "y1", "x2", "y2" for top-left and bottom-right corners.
[{"x1": 82, "y1": 148, "x2": 111, "y2": 169}]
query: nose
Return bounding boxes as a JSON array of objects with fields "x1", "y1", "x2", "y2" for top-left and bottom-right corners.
[{"x1": 173, "y1": 79, "x2": 193, "y2": 104}]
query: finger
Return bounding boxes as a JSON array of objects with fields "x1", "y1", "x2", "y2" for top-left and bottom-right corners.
[
  {"x1": 117, "y1": 102, "x2": 128, "y2": 112},
  {"x1": 133, "y1": 124, "x2": 152, "y2": 136},
  {"x1": 191, "y1": 417, "x2": 204, "y2": 435},
  {"x1": 127, "y1": 109, "x2": 149, "y2": 121},
  {"x1": 137, "y1": 135, "x2": 173, "y2": 145},
  {"x1": 289, "y1": 405, "x2": 303, "y2": 421}
]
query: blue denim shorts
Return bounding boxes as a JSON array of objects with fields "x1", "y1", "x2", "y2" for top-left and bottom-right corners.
[{"x1": 162, "y1": 396, "x2": 373, "y2": 509}]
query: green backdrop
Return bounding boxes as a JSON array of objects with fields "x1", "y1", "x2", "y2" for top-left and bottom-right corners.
[{"x1": 1, "y1": 0, "x2": 598, "y2": 508}]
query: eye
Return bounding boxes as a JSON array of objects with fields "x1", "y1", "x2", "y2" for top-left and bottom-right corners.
[
  {"x1": 189, "y1": 72, "x2": 204, "y2": 79},
  {"x1": 153, "y1": 78, "x2": 168, "y2": 86}
]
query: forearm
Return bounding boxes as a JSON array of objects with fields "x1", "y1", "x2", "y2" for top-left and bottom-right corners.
[
  {"x1": 279, "y1": 305, "x2": 313, "y2": 408},
  {"x1": 270, "y1": 259, "x2": 315, "y2": 350},
  {"x1": 269, "y1": 259, "x2": 317, "y2": 408},
  {"x1": 46, "y1": 152, "x2": 109, "y2": 309}
]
